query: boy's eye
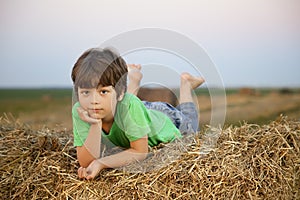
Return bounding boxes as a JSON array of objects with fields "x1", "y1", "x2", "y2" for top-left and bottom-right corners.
[
  {"x1": 81, "y1": 91, "x2": 90, "y2": 95},
  {"x1": 100, "y1": 90, "x2": 109, "y2": 95}
]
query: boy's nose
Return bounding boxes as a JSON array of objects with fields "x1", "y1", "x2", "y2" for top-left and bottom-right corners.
[{"x1": 91, "y1": 93, "x2": 101, "y2": 104}]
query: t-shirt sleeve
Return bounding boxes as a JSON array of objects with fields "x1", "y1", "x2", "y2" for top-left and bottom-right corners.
[{"x1": 72, "y1": 102, "x2": 90, "y2": 146}]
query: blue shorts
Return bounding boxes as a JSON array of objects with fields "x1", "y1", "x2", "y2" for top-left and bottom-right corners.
[{"x1": 143, "y1": 101, "x2": 199, "y2": 134}]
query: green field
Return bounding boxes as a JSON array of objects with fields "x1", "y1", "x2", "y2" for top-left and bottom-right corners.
[
  {"x1": 0, "y1": 88, "x2": 72, "y2": 113},
  {"x1": 1, "y1": 88, "x2": 300, "y2": 130}
]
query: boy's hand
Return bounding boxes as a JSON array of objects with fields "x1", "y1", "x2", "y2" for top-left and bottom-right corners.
[
  {"x1": 77, "y1": 107, "x2": 101, "y2": 124},
  {"x1": 78, "y1": 166, "x2": 87, "y2": 179},
  {"x1": 78, "y1": 160, "x2": 103, "y2": 180}
]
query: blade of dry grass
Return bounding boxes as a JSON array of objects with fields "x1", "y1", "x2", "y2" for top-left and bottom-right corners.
[{"x1": 0, "y1": 114, "x2": 299, "y2": 199}]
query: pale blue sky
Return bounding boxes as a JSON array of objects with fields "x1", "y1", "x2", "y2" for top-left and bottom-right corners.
[{"x1": 1, "y1": 0, "x2": 299, "y2": 88}]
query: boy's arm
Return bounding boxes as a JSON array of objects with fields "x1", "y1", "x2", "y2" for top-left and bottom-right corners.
[
  {"x1": 77, "y1": 122, "x2": 102, "y2": 167},
  {"x1": 76, "y1": 107, "x2": 102, "y2": 168},
  {"x1": 100, "y1": 136, "x2": 148, "y2": 167},
  {"x1": 80, "y1": 136, "x2": 148, "y2": 179}
]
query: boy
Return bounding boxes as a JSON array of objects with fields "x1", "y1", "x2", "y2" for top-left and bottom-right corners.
[{"x1": 71, "y1": 47, "x2": 204, "y2": 179}]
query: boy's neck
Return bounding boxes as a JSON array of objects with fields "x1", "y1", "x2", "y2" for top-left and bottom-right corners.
[{"x1": 102, "y1": 120, "x2": 114, "y2": 134}]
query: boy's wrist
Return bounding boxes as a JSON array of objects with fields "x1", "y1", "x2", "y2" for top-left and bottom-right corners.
[
  {"x1": 84, "y1": 116, "x2": 101, "y2": 125},
  {"x1": 97, "y1": 159, "x2": 106, "y2": 171},
  {"x1": 90, "y1": 122, "x2": 102, "y2": 127}
]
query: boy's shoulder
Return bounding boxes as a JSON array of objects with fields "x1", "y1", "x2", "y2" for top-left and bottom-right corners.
[
  {"x1": 120, "y1": 92, "x2": 142, "y2": 104},
  {"x1": 116, "y1": 93, "x2": 145, "y2": 115},
  {"x1": 72, "y1": 102, "x2": 81, "y2": 115}
]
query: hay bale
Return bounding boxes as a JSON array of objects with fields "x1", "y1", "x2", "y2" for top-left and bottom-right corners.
[{"x1": 0, "y1": 114, "x2": 299, "y2": 199}]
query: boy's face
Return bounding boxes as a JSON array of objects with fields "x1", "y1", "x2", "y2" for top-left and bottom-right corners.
[{"x1": 78, "y1": 86, "x2": 120, "y2": 122}]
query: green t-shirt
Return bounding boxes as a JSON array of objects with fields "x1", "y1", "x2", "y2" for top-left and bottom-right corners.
[{"x1": 72, "y1": 93, "x2": 182, "y2": 148}]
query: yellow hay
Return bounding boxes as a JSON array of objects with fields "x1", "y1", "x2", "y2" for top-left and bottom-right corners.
[{"x1": 0, "y1": 115, "x2": 299, "y2": 199}]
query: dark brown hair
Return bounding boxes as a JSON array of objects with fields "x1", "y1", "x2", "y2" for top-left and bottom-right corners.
[{"x1": 71, "y1": 47, "x2": 128, "y2": 98}]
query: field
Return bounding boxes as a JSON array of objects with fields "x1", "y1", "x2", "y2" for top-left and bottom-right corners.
[
  {"x1": 0, "y1": 88, "x2": 73, "y2": 130},
  {"x1": 1, "y1": 87, "x2": 300, "y2": 130},
  {"x1": 1, "y1": 88, "x2": 300, "y2": 199},
  {"x1": 197, "y1": 88, "x2": 300, "y2": 126}
]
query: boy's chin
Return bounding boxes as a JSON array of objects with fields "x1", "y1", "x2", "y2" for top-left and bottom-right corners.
[{"x1": 89, "y1": 113, "x2": 102, "y2": 120}]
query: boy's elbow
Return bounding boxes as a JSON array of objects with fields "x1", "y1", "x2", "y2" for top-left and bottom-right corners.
[
  {"x1": 130, "y1": 148, "x2": 148, "y2": 161},
  {"x1": 129, "y1": 137, "x2": 149, "y2": 161},
  {"x1": 78, "y1": 159, "x2": 91, "y2": 168},
  {"x1": 76, "y1": 146, "x2": 95, "y2": 168},
  {"x1": 138, "y1": 152, "x2": 148, "y2": 161},
  {"x1": 136, "y1": 148, "x2": 148, "y2": 161}
]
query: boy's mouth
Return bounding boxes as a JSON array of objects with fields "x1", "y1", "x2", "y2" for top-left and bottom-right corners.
[{"x1": 89, "y1": 108, "x2": 103, "y2": 113}]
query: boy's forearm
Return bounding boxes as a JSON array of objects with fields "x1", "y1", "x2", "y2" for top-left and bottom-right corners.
[
  {"x1": 98, "y1": 148, "x2": 147, "y2": 169},
  {"x1": 83, "y1": 123, "x2": 102, "y2": 159}
]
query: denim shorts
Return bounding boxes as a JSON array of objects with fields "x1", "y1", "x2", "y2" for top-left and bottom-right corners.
[{"x1": 142, "y1": 101, "x2": 199, "y2": 134}]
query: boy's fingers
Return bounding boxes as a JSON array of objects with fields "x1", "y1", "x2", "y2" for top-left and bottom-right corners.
[
  {"x1": 86, "y1": 169, "x2": 97, "y2": 180},
  {"x1": 78, "y1": 167, "x2": 91, "y2": 179},
  {"x1": 85, "y1": 166, "x2": 94, "y2": 180},
  {"x1": 77, "y1": 107, "x2": 101, "y2": 124},
  {"x1": 77, "y1": 107, "x2": 85, "y2": 113},
  {"x1": 86, "y1": 175, "x2": 93, "y2": 180},
  {"x1": 85, "y1": 160, "x2": 101, "y2": 180},
  {"x1": 77, "y1": 108, "x2": 88, "y2": 119},
  {"x1": 78, "y1": 167, "x2": 84, "y2": 178}
]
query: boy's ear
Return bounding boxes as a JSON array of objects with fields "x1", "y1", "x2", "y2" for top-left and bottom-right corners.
[{"x1": 117, "y1": 90, "x2": 125, "y2": 101}]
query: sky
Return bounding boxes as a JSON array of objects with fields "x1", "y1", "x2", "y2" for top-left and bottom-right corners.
[{"x1": 1, "y1": 0, "x2": 300, "y2": 88}]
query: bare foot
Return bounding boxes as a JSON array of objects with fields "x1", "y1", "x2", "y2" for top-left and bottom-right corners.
[
  {"x1": 127, "y1": 64, "x2": 143, "y2": 83},
  {"x1": 127, "y1": 64, "x2": 143, "y2": 95},
  {"x1": 181, "y1": 72, "x2": 205, "y2": 90},
  {"x1": 128, "y1": 63, "x2": 141, "y2": 71}
]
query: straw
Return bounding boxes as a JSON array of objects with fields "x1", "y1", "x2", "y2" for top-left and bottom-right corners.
[{"x1": 0, "y1": 114, "x2": 299, "y2": 199}]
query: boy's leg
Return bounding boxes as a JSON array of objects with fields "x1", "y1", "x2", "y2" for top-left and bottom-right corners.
[
  {"x1": 179, "y1": 72, "x2": 205, "y2": 104},
  {"x1": 143, "y1": 72, "x2": 204, "y2": 134},
  {"x1": 178, "y1": 72, "x2": 205, "y2": 133},
  {"x1": 127, "y1": 64, "x2": 143, "y2": 96}
]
